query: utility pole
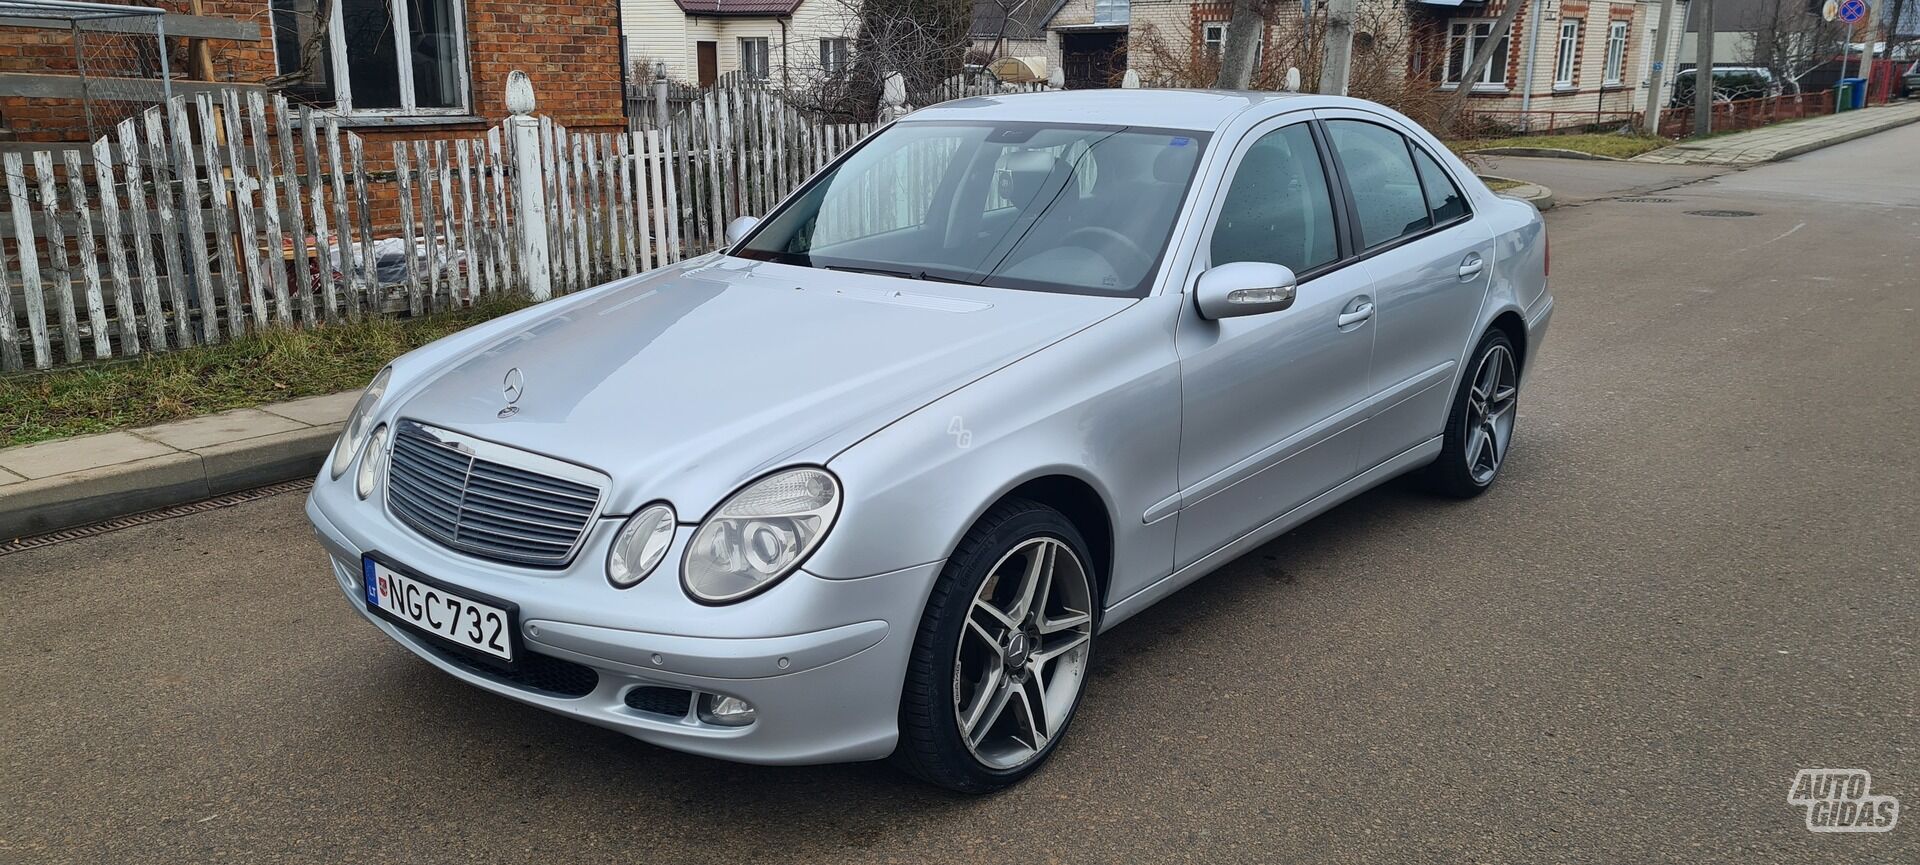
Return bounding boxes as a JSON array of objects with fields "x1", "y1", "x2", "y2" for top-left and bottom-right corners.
[
  {"x1": 1644, "y1": 0, "x2": 1682, "y2": 135},
  {"x1": 1320, "y1": 0, "x2": 1358, "y2": 95},
  {"x1": 1695, "y1": 0, "x2": 1716, "y2": 137}
]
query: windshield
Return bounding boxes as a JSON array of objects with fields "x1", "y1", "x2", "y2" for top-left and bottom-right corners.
[{"x1": 732, "y1": 121, "x2": 1208, "y2": 297}]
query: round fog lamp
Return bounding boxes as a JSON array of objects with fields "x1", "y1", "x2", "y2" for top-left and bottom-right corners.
[{"x1": 698, "y1": 693, "x2": 756, "y2": 727}]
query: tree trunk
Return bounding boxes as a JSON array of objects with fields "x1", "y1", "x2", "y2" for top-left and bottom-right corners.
[
  {"x1": 1214, "y1": 0, "x2": 1267, "y2": 89},
  {"x1": 1439, "y1": 0, "x2": 1526, "y2": 126}
]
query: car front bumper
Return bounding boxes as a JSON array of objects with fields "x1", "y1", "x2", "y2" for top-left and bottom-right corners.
[{"x1": 306, "y1": 479, "x2": 939, "y2": 766}]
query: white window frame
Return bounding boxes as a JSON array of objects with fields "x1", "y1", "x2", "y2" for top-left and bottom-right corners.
[
  {"x1": 1603, "y1": 20, "x2": 1628, "y2": 86},
  {"x1": 1093, "y1": 0, "x2": 1130, "y2": 26},
  {"x1": 1445, "y1": 20, "x2": 1510, "y2": 90},
  {"x1": 321, "y1": 0, "x2": 471, "y2": 116},
  {"x1": 1203, "y1": 21, "x2": 1227, "y2": 57},
  {"x1": 819, "y1": 37, "x2": 849, "y2": 74},
  {"x1": 1555, "y1": 19, "x2": 1582, "y2": 88},
  {"x1": 739, "y1": 37, "x2": 771, "y2": 80}
]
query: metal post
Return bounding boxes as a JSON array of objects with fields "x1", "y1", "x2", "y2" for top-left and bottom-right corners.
[
  {"x1": 1644, "y1": 0, "x2": 1679, "y2": 135},
  {"x1": 1521, "y1": 0, "x2": 1542, "y2": 129},
  {"x1": 505, "y1": 72, "x2": 552, "y2": 300},
  {"x1": 1694, "y1": 0, "x2": 1715, "y2": 137}
]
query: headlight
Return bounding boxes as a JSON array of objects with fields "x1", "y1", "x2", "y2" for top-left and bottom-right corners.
[
  {"x1": 355, "y1": 424, "x2": 389, "y2": 499},
  {"x1": 331, "y1": 367, "x2": 392, "y2": 479},
  {"x1": 683, "y1": 467, "x2": 840, "y2": 604},
  {"x1": 607, "y1": 503, "x2": 677, "y2": 588}
]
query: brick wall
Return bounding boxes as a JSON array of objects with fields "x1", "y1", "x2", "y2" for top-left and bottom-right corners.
[{"x1": 1, "y1": 0, "x2": 624, "y2": 143}]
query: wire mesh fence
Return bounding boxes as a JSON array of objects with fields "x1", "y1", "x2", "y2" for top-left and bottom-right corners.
[{"x1": 0, "y1": 0, "x2": 173, "y2": 142}]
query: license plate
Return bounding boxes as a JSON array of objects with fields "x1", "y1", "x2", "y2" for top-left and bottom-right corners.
[{"x1": 363, "y1": 557, "x2": 515, "y2": 662}]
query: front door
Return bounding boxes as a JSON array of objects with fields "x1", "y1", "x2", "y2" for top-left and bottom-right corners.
[
  {"x1": 696, "y1": 41, "x2": 718, "y2": 87},
  {"x1": 1173, "y1": 118, "x2": 1376, "y2": 570},
  {"x1": 1059, "y1": 32, "x2": 1126, "y2": 89}
]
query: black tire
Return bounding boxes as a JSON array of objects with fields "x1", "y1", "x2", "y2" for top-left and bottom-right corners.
[
  {"x1": 1420, "y1": 329, "x2": 1520, "y2": 498},
  {"x1": 892, "y1": 499, "x2": 1097, "y2": 793}
]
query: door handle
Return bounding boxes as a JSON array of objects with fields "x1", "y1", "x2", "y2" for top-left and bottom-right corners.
[
  {"x1": 1336, "y1": 301, "x2": 1375, "y2": 327},
  {"x1": 1458, "y1": 254, "x2": 1485, "y2": 281}
]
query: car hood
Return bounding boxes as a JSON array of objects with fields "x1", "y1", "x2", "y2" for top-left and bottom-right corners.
[{"x1": 393, "y1": 257, "x2": 1130, "y2": 517}]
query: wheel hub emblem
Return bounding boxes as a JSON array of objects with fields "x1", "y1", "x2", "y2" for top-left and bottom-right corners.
[{"x1": 1004, "y1": 632, "x2": 1031, "y2": 670}]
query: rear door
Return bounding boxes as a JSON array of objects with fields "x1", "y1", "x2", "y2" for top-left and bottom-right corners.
[{"x1": 1317, "y1": 112, "x2": 1494, "y2": 469}]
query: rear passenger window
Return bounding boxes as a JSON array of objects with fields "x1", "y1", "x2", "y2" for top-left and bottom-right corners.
[
  {"x1": 1412, "y1": 146, "x2": 1468, "y2": 224},
  {"x1": 1209, "y1": 124, "x2": 1339, "y2": 274},
  {"x1": 1326, "y1": 120, "x2": 1431, "y2": 248}
]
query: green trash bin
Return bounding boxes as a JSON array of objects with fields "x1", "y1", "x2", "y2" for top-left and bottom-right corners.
[{"x1": 1835, "y1": 83, "x2": 1855, "y2": 111}]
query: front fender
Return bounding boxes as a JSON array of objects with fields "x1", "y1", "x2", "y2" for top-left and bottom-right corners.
[{"x1": 811, "y1": 294, "x2": 1185, "y2": 608}]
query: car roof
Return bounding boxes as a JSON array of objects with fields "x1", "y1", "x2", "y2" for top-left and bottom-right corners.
[{"x1": 904, "y1": 89, "x2": 1364, "y2": 133}]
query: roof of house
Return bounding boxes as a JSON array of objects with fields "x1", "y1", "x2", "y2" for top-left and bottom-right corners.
[
  {"x1": 675, "y1": 0, "x2": 803, "y2": 16},
  {"x1": 970, "y1": 0, "x2": 1066, "y2": 41}
]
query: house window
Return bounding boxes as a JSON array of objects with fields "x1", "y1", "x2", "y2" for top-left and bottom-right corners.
[
  {"x1": 1202, "y1": 21, "x2": 1261, "y2": 64},
  {"x1": 1603, "y1": 20, "x2": 1628, "y2": 85},
  {"x1": 1094, "y1": 0, "x2": 1130, "y2": 26},
  {"x1": 819, "y1": 37, "x2": 849, "y2": 74},
  {"x1": 740, "y1": 37, "x2": 770, "y2": 80},
  {"x1": 1444, "y1": 21, "x2": 1510, "y2": 88},
  {"x1": 1555, "y1": 20, "x2": 1582, "y2": 88},
  {"x1": 1203, "y1": 21, "x2": 1227, "y2": 58},
  {"x1": 270, "y1": 0, "x2": 334, "y2": 105},
  {"x1": 271, "y1": 0, "x2": 468, "y2": 113}
]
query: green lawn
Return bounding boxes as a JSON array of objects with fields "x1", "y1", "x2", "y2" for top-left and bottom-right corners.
[
  {"x1": 0, "y1": 294, "x2": 532, "y2": 449},
  {"x1": 1453, "y1": 133, "x2": 1670, "y2": 160},
  {"x1": 1482, "y1": 177, "x2": 1526, "y2": 192}
]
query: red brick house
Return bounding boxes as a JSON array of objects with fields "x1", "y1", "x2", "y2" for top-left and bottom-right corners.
[{"x1": 1, "y1": 0, "x2": 626, "y2": 146}]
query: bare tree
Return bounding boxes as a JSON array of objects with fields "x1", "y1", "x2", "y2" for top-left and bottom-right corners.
[
  {"x1": 1751, "y1": 0, "x2": 1844, "y2": 92},
  {"x1": 790, "y1": 0, "x2": 972, "y2": 120}
]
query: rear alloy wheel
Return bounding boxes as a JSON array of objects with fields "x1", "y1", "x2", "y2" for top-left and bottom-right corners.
[
  {"x1": 1422, "y1": 330, "x2": 1520, "y2": 497},
  {"x1": 894, "y1": 501, "x2": 1096, "y2": 792}
]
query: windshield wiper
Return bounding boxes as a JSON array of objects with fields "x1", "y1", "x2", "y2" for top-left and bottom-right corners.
[{"x1": 823, "y1": 264, "x2": 978, "y2": 285}]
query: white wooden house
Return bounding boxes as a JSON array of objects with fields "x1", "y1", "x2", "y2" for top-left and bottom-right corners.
[{"x1": 621, "y1": 0, "x2": 861, "y2": 87}]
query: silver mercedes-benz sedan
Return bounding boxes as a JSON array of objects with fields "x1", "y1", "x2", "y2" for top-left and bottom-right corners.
[{"x1": 307, "y1": 90, "x2": 1551, "y2": 792}]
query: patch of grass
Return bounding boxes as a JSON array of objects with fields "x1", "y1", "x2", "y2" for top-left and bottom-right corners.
[
  {"x1": 1452, "y1": 133, "x2": 1670, "y2": 160},
  {"x1": 1481, "y1": 177, "x2": 1526, "y2": 192},
  {"x1": 0, "y1": 294, "x2": 533, "y2": 449}
]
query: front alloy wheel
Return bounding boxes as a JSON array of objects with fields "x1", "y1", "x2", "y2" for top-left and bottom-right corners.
[{"x1": 895, "y1": 500, "x2": 1096, "y2": 792}]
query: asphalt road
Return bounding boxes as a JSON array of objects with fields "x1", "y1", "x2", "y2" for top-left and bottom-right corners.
[{"x1": 4, "y1": 127, "x2": 1916, "y2": 864}]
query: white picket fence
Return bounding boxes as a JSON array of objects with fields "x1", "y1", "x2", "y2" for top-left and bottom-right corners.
[{"x1": 0, "y1": 81, "x2": 875, "y2": 371}]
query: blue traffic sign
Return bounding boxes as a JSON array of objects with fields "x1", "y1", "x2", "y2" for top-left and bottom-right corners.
[{"x1": 1838, "y1": 0, "x2": 1867, "y2": 23}]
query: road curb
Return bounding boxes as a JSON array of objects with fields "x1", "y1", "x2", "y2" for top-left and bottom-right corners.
[
  {"x1": 1467, "y1": 146, "x2": 1624, "y2": 162},
  {"x1": 0, "y1": 423, "x2": 339, "y2": 542},
  {"x1": 1482, "y1": 175, "x2": 1556, "y2": 211}
]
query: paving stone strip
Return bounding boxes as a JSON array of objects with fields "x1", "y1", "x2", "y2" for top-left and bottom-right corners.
[
  {"x1": 1633, "y1": 102, "x2": 1920, "y2": 166},
  {"x1": 0, "y1": 390, "x2": 360, "y2": 540}
]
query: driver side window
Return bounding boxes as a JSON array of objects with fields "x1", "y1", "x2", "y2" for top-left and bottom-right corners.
[{"x1": 1209, "y1": 124, "x2": 1339, "y2": 274}]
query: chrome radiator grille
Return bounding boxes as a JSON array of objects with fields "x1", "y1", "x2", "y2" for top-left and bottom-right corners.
[{"x1": 385, "y1": 420, "x2": 604, "y2": 568}]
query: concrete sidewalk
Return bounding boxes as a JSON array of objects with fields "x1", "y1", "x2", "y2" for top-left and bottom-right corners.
[
  {"x1": 0, "y1": 391, "x2": 358, "y2": 540},
  {"x1": 1633, "y1": 102, "x2": 1920, "y2": 165}
]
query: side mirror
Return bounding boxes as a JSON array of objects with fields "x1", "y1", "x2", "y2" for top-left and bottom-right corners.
[
  {"x1": 1194, "y1": 261, "x2": 1298, "y2": 320},
  {"x1": 724, "y1": 215, "x2": 760, "y2": 248}
]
